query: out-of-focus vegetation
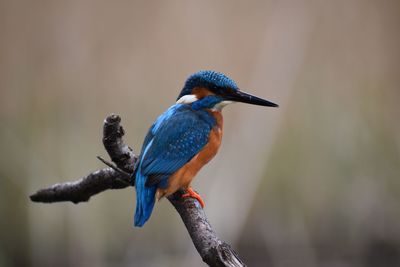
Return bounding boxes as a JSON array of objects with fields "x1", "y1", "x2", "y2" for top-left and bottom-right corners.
[{"x1": 1, "y1": 1, "x2": 399, "y2": 266}]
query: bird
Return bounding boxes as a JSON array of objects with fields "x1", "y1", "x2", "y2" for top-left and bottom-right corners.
[{"x1": 133, "y1": 70, "x2": 278, "y2": 227}]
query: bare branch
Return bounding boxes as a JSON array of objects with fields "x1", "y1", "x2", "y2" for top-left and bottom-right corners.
[
  {"x1": 96, "y1": 155, "x2": 131, "y2": 181},
  {"x1": 102, "y1": 113, "x2": 137, "y2": 173},
  {"x1": 30, "y1": 168, "x2": 129, "y2": 203},
  {"x1": 30, "y1": 114, "x2": 246, "y2": 267},
  {"x1": 169, "y1": 192, "x2": 245, "y2": 267}
]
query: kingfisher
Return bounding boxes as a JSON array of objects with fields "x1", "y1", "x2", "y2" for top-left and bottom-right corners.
[{"x1": 133, "y1": 70, "x2": 278, "y2": 227}]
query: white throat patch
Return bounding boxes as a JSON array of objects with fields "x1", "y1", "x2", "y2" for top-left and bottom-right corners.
[
  {"x1": 211, "y1": 100, "x2": 234, "y2": 111},
  {"x1": 176, "y1": 94, "x2": 198, "y2": 104}
]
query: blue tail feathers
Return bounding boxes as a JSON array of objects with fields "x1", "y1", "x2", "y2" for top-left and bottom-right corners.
[{"x1": 134, "y1": 171, "x2": 157, "y2": 227}]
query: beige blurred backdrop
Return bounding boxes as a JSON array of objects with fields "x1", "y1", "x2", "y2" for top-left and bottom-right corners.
[{"x1": 1, "y1": 0, "x2": 400, "y2": 266}]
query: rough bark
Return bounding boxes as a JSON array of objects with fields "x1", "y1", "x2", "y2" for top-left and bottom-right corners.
[{"x1": 30, "y1": 114, "x2": 246, "y2": 267}]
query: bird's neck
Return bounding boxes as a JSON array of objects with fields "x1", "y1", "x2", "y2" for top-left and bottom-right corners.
[
  {"x1": 207, "y1": 109, "x2": 223, "y2": 131},
  {"x1": 190, "y1": 96, "x2": 218, "y2": 110}
]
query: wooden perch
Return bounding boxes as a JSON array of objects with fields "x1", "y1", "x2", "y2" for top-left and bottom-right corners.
[{"x1": 30, "y1": 114, "x2": 246, "y2": 267}]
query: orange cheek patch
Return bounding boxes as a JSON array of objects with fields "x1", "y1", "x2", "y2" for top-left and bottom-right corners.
[{"x1": 192, "y1": 87, "x2": 214, "y2": 99}]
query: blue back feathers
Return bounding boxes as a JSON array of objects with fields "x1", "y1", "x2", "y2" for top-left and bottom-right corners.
[
  {"x1": 134, "y1": 141, "x2": 157, "y2": 227},
  {"x1": 178, "y1": 70, "x2": 239, "y2": 100},
  {"x1": 134, "y1": 104, "x2": 216, "y2": 227}
]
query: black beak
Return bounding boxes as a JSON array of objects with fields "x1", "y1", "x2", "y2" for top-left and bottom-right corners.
[{"x1": 225, "y1": 90, "x2": 279, "y2": 107}]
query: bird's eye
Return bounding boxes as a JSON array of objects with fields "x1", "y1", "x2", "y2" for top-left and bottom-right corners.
[{"x1": 215, "y1": 87, "x2": 226, "y2": 96}]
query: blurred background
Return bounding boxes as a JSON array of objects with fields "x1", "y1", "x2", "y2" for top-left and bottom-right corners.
[{"x1": 1, "y1": 0, "x2": 400, "y2": 266}]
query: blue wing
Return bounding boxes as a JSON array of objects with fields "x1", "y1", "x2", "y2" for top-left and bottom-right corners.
[
  {"x1": 139, "y1": 104, "x2": 216, "y2": 187},
  {"x1": 133, "y1": 104, "x2": 181, "y2": 175},
  {"x1": 134, "y1": 104, "x2": 216, "y2": 226}
]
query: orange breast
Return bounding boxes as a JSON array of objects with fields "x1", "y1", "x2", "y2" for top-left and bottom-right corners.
[{"x1": 156, "y1": 110, "x2": 223, "y2": 199}]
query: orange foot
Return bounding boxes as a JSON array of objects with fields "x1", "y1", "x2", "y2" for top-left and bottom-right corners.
[{"x1": 182, "y1": 187, "x2": 205, "y2": 208}]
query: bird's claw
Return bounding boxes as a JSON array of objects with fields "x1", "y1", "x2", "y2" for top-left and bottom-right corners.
[{"x1": 182, "y1": 187, "x2": 205, "y2": 208}]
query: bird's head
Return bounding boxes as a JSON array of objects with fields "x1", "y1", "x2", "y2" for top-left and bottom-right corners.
[{"x1": 176, "y1": 70, "x2": 278, "y2": 110}]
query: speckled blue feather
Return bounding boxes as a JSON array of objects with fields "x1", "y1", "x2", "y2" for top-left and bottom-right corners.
[
  {"x1": 178, "y1": 70, "x2": 238, "y2": 100},
  {"x1": 134, "y1": 104, "x2": 216, "y2": 227}
]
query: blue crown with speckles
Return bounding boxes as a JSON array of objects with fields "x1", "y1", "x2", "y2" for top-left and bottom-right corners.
[{"x1": 177, "y1": 70, "x2": 239, "y2": 100}]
